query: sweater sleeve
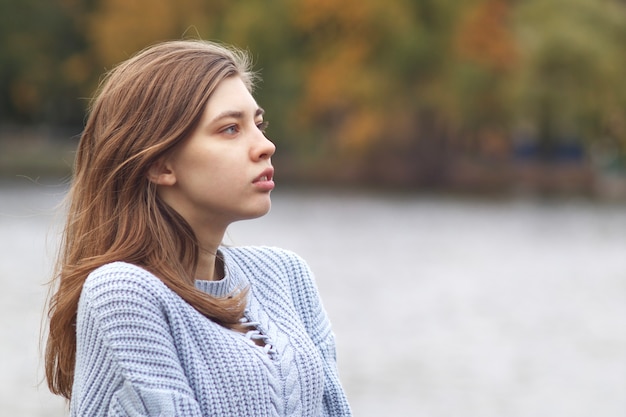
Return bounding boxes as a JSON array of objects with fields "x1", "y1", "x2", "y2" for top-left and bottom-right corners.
[
  {"x1": 283, "y1": 251, "x2": 353, "y2": 417},
  {"x1": 71, "y1": 262, "x2": 202, "y2": 417}
]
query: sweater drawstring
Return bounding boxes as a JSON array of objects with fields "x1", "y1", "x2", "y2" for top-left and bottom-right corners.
[{"x1": 239, "y1": 317, "x2": 276, "y2": 357}]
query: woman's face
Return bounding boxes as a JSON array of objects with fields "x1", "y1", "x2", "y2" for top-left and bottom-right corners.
[{"x1": 155, "y1": 75, "x2": 276, "y2": 232}]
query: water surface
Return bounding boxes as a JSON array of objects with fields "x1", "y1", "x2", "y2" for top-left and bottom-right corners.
[{"x1": 2, "y1": 183, "x2": 624, "y2": 416}]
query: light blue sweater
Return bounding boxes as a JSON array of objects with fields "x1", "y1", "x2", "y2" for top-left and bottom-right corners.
[{"x1": 71, "y1": 246, "x2": 352, "y2": 416}]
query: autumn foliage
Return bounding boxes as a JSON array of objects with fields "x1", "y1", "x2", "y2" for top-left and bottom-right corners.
[{"x1": 2, "y1": 0, "x2": 626, "y2": 188}]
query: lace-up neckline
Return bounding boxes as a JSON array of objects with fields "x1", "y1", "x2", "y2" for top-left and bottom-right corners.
[{"x1": 239, "y1": 314, "x2": 277, "y2": 358}]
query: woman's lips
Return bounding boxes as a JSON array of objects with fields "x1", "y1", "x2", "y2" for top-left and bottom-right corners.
[{"x1": 253, "y1": 168, "x2": 275, "y2": 191}]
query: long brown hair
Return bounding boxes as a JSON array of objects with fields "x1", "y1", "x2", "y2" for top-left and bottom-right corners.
[{"x1": 45, "y1": 40, "x2": 255, "y2": 400}]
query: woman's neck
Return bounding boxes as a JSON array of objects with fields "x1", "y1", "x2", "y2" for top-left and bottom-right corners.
[{"x1": 196, "y1": 246, "x2": 225, "y2": 281}]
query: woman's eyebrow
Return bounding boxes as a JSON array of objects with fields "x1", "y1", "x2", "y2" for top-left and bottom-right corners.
[{"x1": 209, "y1": 107, "x2": 265, "y2": 124}]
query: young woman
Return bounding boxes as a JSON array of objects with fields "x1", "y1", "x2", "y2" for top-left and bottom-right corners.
[{"x1": 45, "y1": 39, "x2": 352, "y2": 416}]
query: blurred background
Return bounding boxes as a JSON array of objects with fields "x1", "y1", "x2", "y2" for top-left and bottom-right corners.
[
  {"x1": 1, "y1": 0, "x2": 625, "y2": 416},
  {"x1": 2, "y1": 0, "x2": 626, "y2": 192}
]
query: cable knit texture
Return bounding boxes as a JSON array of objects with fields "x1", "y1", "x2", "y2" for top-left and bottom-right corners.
[{"x1": 71, "y1": 246, "x2": 352, "y2": 417}]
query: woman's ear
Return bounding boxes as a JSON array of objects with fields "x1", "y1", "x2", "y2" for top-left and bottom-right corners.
[{"x1": 147, "y1": 158, "x2": 176, "y2": 186}]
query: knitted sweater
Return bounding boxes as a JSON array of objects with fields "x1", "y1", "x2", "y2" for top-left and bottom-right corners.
[{"x1": 71, "y1": 246, "x2": 352, "y2": 416}]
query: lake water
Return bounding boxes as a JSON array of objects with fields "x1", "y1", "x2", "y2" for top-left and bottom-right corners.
[{"x1": 1, "y1": 182, "x2": 625, "y2": 417}]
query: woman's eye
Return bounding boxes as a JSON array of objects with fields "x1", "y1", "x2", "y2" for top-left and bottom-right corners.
[
  {"x1": 222, "y1": 125, "x2": 238, "y2": 135},
  {"x1": 257, "y1": 121, "x2": 269, "y2": 133}
]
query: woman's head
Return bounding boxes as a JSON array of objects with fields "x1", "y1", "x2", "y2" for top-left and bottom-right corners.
[
  {"x1": 70, "y1": 39, "x2": 259, "y2": 270},
  {"x1": 78, "y1": 40, "x2": 256, "y2": 215},
  {"x1": 46, "y1": 40, "x2": 255, "y2": 399}
]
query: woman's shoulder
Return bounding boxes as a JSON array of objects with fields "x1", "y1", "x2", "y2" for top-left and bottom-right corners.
[
  {"x1": 81, "y1": 261, "x2": 170, "y2": 305},
  {"x1": 221, "y1": 246, "x2": 317, "y2": 295},
  {"x1": 221, "y1": 245, "x2": 309, "y2": 271},
  {"x1": 84, "y1": 261, "x2": 159, "y2": 285}
]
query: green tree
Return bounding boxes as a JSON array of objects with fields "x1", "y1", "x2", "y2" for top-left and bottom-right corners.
[
  {"x1": 511, "y1": 0, "x2": 626, "y2": 153},
  {"x1": 0, "y1": 0, "x2": 91, "y2": 125}
]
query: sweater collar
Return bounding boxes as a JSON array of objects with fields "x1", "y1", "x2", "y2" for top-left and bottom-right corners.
[{"x1": 193, "y1": 247, "x2": 246, "y2": 297}]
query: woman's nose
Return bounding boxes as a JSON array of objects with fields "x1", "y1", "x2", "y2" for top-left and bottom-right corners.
[{"x1": 253, "y1": 132, "x2": 276, "y2": 160}]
